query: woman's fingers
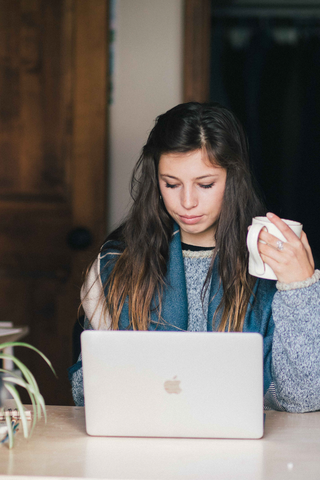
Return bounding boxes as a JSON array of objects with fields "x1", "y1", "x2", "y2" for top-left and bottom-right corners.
[
  {"x1": 256, "y1": 214, "x2": 315, "y2": 283},
  {"x1": 259, "y1": 248, "x2": 313, "y2": 283},
  {"x1": 300, "y1": 231, "x2": 315, "y2": 270},
  {"x1": 266, "y1": 212, "x2": 299, "y2": 242},
  {"x1": 259, "y1": 230, "x2": 299, "y2": 253},
  {"x1": 258, "y1": 240, "x2": 293, "y2": 269}
]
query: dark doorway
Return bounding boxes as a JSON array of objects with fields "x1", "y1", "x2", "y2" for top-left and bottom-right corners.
[{"x1": 210, "y1": 2, "x2": 320, "y2": 267}]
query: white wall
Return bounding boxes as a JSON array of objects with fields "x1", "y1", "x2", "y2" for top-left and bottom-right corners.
[{"x1": 108, "y1": 0, "x2": 183, "y2": 231}]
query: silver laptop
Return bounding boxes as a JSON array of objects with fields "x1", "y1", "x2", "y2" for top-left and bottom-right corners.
[{"x1": 81, "y1": 330, "x2": 264, "y2": 439}]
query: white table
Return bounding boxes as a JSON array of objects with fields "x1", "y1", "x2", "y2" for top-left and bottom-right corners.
[{"x1": 0, "y1": 406, "x2": 319, "y2": 479}]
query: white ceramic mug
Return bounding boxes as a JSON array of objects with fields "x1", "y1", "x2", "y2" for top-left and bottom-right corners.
[{"x1": 246, "y1": 216, "x2": 302, "y2": 280}]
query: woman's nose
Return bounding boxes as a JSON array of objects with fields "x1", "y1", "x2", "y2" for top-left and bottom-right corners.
[{"x1": 181, "y1": 188, "x2": 198, "y2": 209}]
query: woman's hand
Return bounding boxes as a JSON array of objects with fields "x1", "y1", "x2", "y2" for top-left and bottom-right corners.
[{"x1": 258, "y1": 212, "x2": 315, "y2": 284}]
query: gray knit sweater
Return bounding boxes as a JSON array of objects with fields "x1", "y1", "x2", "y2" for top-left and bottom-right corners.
[
  {"x1": 71, "y1": 250, "x2": 320, "y2": 412},
  {"x1": 183, "y1": 248, "x2": 213, "y2": 332}
]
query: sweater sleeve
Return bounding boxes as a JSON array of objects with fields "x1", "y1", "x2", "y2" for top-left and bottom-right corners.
[
  {"x1": 69, "y1": 352, "x2": 85, "y2": 406},
  {"x1": 69, "y1": 317, "x2": 91, "y2": 407},
  {"x1": 270, "y1": 279, "x2": 320, "y2": 412},
  {"x1": 80, "y1": 256, "x2": 112, "y2": 330},
  {"x1": 69, "y1": 254, "x2": 111, "y2": 406}
]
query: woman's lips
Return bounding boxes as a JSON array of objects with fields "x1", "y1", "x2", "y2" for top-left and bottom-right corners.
[{"x1": 178, "y1": 215, "x2": 203, "y2": 225}]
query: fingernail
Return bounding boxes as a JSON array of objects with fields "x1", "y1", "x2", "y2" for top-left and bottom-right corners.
[
  {"x1": 262, "y1": 227, "x2": 268, "y2": 232},
  {"x1": 267, "y1": 212, "x2": 274, "y2": 218}
]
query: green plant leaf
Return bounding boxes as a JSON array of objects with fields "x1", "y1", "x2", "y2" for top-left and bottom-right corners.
[
  {"x1": 0, "y1": 353, "x2": 40, "y2": 389},
  {"x1": 3, "y1": 383, "x2": 29, "y2": 439},
  {"x1": 0, "y1": 368, "x2": 38, "y2": 433},
  {"x1": 1, "y1": 357, "x2": 45, "y2": 422},
  {"x1": 2, "y1": 376, "x2": 37, "y2": 396},
  {"x1": 0, "y1": 341, "x2": 54, "y2": 447},
  {"x1": 0, "y1": 342, "x2": 56, "y2": 376},
  {"x1": 5, "y1": 414, "x2": 13, "y2": 449}
]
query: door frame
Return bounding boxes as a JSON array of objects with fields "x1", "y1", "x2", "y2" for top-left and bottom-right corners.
[{"x1": 183, "y1": 0, "x2": 211, "y2": 103}]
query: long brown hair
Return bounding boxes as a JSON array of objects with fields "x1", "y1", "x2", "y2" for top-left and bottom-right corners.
[{"x1": 93, "y1": 102, "x2": 265, "y2": 331}]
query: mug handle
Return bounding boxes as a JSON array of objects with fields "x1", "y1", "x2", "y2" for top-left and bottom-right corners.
[{"x1": 246, "y1": 223, "x2": 265, "y2": 276}]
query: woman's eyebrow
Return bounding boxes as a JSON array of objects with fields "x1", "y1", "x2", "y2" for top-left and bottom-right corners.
[
  {"x1": 159, "y1": 174, "x2": 179, "y2": 179},
  {"x1": 159, "y1": 173, "x2": 220, "y2": 180},
  {"x1": 196, "y1": 174, "x2": 220, "y2": 180}
]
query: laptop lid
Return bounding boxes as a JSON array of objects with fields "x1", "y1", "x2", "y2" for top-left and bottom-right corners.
[{"x1": 81, "y1": 330, "x2": 263, "y2": 439}]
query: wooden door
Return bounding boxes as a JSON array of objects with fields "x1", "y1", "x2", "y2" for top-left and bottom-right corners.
[
  {"x1": 183, "y1": 0, "x2": 211, "y2": 102},
  {"x1": 0, "y1": 0, "x2": 108, "y2": 405}
]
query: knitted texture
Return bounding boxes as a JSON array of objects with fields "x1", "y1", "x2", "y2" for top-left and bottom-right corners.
[
  {"x1": 276, "y1": 269, "x2": 320, "y2": 291},
  {"x1": 182, "y1": 249, "x2": 214, "y2": 332},
  {"x1": 271, "y1": 280, "x2": 320, "y2": 412},
  {"x1": 71, "y1": 354, "x2": 84, "y2": 406}
]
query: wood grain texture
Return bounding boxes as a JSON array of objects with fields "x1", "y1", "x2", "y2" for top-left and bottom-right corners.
[
  {"x1": 0, "y1": 0, "x2": 109, "y2": 405},
  {"x1": 72, "y1": 0, "x2": 108, "y2": 238},
  {"x1": 183, "y1": 0, "x2": 211, "y2": 103}
]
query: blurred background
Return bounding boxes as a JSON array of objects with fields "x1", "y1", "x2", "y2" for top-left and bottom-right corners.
[{"x1": 0, "y1": 0, "x2": 319, "y2": 406}]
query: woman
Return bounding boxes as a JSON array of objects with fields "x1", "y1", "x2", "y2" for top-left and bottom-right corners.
[{"x1": 69, "y1": 102, "x2": 320, "y2": 410}]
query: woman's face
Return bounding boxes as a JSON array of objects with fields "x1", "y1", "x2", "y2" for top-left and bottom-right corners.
[{"x1": 158, "y1": 149, "x2": 227, "y2": 247}]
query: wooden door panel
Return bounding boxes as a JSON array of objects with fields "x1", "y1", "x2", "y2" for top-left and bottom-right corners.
[
  {"x1": 0, "y1": 0, "x2": 70, "y2": 198},
  {"x1": 0, "y1": 204, "x2": 71, "y2": 271},
  {"x1": 0, "y1": 276, "x2": 64, "y2": 404},
  {"x1": 0, "y1": 277, "x2": 30, "y2": 328},
  {"x1": 0, "y1": 0, "x2": 108, "y2": 405}
]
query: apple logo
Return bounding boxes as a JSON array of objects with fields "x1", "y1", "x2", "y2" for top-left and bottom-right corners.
[{"x1": 164, "y1": 376, "x2": 182, "y2": 394}]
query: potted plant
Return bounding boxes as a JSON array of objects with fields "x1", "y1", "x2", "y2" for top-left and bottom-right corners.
[{"x1": 0, "y1": 341, "x2": 55, "y2": 448}]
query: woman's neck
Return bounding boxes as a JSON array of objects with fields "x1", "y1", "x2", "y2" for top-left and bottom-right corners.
[{"x1": 180, "y1": 230, "x2": 216, "y2": 248}]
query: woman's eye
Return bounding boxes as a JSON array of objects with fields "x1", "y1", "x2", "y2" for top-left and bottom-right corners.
[
  {"x1": 165, "y1": 183, "x2": 177, "y2": 189},
  {"x1": 200, "y1": 183, "x2": 214, "y2": 189}
]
